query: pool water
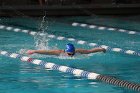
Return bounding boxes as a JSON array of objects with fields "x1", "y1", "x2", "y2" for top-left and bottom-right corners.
[{"x1": 0, "y1": 16, "x2": 140, "y2": 93}]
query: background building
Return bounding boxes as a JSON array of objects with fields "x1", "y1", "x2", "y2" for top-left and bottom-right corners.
[{"x1": 0, "y1": 0, "x2": 140, "y2": 16}]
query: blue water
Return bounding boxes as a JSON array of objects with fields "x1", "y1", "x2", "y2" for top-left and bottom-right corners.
[{"x1": 0, "y1": 16, "x2": 140, "y2": 93}]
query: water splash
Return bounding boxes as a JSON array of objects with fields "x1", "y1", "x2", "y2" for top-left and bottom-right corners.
[
  {"x1": 34, "y1": 32, "x2": 50, "y2": 50},
  {"x1": 19, "y1": 48, "x2": 28, "y2": 55},
  {"x1": 39, "y1": 15, "x2": 48, "y2": 32},
  {"x1": 34, "y1": 14, "x2": 50, "y2": 50}
]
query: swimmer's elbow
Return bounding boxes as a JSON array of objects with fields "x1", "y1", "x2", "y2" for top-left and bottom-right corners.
[{"x1": 79, "y1": 50, "x2": 91, "y2": 54}]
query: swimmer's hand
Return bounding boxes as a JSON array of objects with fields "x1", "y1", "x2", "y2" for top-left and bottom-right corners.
[
  {"x1": 102, "y1": 48, "x2": 106, "y2": 53},
  {"x1": 26, "y1": 50, "x2": 36, "y2": 55}
]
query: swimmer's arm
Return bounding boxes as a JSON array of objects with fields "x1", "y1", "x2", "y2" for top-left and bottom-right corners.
[
  {"x1": 26, "y1": 50, "x2": 63, "y2": 55},
  {"x1": 76, "y1": 48, "x2": 106, "y2": 54}
]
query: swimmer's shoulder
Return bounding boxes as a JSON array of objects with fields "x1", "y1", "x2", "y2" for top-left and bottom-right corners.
[{"x1": 46, "y1": 49, "x2": 64, "y2": 55}]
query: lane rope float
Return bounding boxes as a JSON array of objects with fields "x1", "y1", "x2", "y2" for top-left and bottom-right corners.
[
  {"x1": 0, "y1": 24, "x2": 140, "y2": 57},
  {"x1": 0, "y1": 50, "x2": 140, "y2": 91},
  {"x1": 72, "y1": 22, "x2": 140, "y2": 35}
]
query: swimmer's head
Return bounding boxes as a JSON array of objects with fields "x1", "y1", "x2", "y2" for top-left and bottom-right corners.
[{"x1": 65, "y1": 43, "x2": 75, "y2": 56}]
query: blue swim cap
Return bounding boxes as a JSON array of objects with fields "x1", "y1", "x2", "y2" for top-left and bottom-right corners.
[{"x1": 65, "y1": 43, "x2": 75, "y2": 53}]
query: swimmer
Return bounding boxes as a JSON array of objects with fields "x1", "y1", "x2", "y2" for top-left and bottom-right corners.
[{"x1": 26, "y1": 43, "x2": 106, "y2": 57}]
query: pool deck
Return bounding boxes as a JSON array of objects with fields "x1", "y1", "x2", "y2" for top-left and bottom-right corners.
[{"x1": 0, "y1": 4, "x2": 140, "y2": 16}]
